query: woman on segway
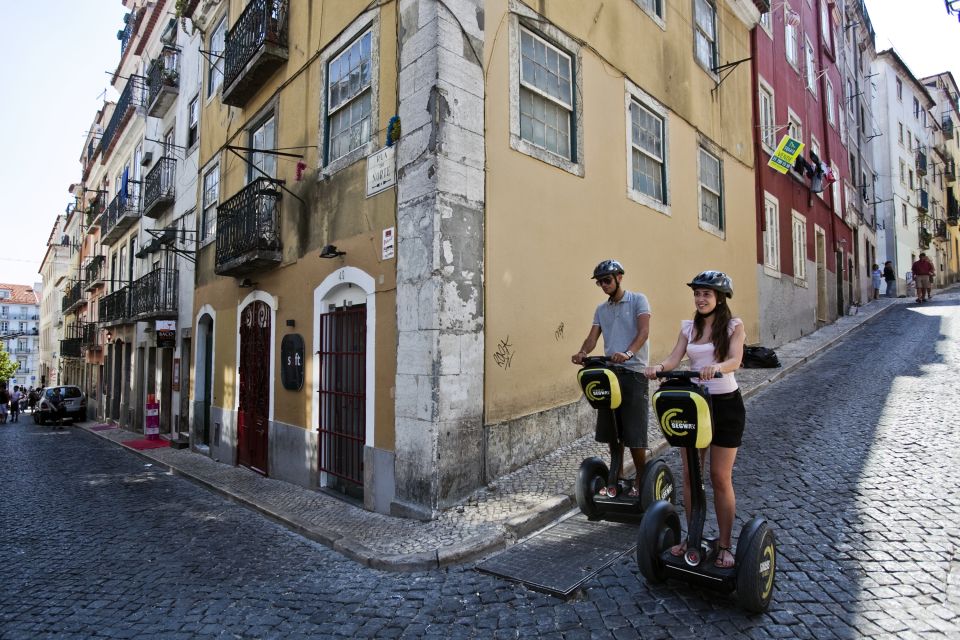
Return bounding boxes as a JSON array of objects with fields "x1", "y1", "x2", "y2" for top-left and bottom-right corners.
[{"x1": 643, "y1": 270, "x2": 746, "y2": 569}]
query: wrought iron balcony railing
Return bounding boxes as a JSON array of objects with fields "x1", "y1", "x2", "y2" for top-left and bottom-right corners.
[
  {"x1": 99, "y1": 75, "x2": 145, "y2": 161},
  {"x1": 142, "y1": 157, "x2": 176, "y2": 218},
  {"x1": 917, "y1": 188, "x2": 929, "y2": 213},
  {"x1": 86, "y1": 190, "x2": 107, "y2": 229},
  {"x1": 919, "y1": 227, "x2": 932, "y2": 250},
  {"x1": 146, "y1": 45, "x2": 180, "y2": 117},
  {"x1": 118, "y1": 11, "x2": 136, "y2": 55},
  {"x1": 946, "y1": 159, "x2": 956, "y2": 184},
  {"x1": 61, "y1": 322, "x2": 99, "y2": 357},
  {"x1": 101, "y1": 189, "x2": 141, "y2": 245},
  {"x1": 916, "y1": 150, "x2": 927, "y2": 176},
  {"x1": 60, "y1": 337, "x2": 83, "y2": 359},
  {"x1": 944, "y1": 116, "x2": 954, "y2": 140},
  {"x1": 84, "y1": 255, "x2": 106, "y2": 291},
  {"x1": 128, "y1": 269, "x2": 178, "y2": 321},
  {"x1": 215, "y1": 177, "x2": 282, "y2": 276},
  {"x1": 935, "y1": 218, "x2": 948, "y2": 239},
  {"x1": 948, "y1": 191, "x2": 959, "y2": 225},
  {"x1": 98, "y1": 287, "x2": 129, "y2": 326},
  {"x1": 61, "y1": 280, "x2": 87, "y2": 314},
  {"x1": 222, "y1": 0, "x2": 289, "y2": 106}
]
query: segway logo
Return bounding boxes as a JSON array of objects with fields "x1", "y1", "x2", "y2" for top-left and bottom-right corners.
[
  {"x1": 659, "y1": 408, "x2": 695, "y2": 437},
  {"x1": 585, "y1": 381, "x2": 610, "y2": 401}
]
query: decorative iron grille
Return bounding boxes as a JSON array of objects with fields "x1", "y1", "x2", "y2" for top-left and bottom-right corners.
[
  {"x1": 61, "y1": 280, "x2": 86, "y2": 314},
  {"x1": 128, "y1": 269, "x2": 178, "y2": 319},
  {"x1": 98, "y1": 287, "x2": 129, "y2": 324},
  {"x1": 223, "y1": 0, "x2": 289, "y2": 90},
  {"x1": 84, "y1": 255, "x2": 105, "y2": 286},
  {"x1": 215, "y1": 177, "x2": 282, "y2": 272},
  {"x1": 99, "y1": 75, "x2": 146, "y2": 159},
  {"x1": 142, "y1": 157, "x2": 176, "y2": 217},
  {"x1": 101, "y1": 189, "x2": 141, "y2": 243},
  {"x1": 146, "y1": 45, "x2": 180, "y2": 110}
]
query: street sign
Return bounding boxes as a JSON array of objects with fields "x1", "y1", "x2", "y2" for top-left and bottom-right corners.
[{"x1": 366, "y1": 146, "x2": 396, "y2": 197}]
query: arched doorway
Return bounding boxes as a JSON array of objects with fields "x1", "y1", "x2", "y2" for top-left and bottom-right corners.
[
  {"x1": 238, "y1": 300, "x2": 270, "y2": 474},
  {"x1": 195, "y1": 312, "x2": 214, "y2": 448}
]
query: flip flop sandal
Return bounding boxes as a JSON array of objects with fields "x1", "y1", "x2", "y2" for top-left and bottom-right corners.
[
  {"x1": 669, "y1": 540, "x2": 688, "y2": 557},
  {"x1": 714, "y1": 546, "x2": 735, "y2": 568}
]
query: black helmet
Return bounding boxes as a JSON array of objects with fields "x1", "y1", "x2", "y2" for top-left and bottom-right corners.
[
  {"x1": 687, "y1": 270, "x2": 733, "y2": 298},
  {"x1": 592, "y1": 259, "x2": 625, "y2": 279}
]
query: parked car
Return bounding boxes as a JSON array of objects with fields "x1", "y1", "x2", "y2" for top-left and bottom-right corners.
[{"x1": 34, "y1": 386, "x2": 87, "y2": 425}]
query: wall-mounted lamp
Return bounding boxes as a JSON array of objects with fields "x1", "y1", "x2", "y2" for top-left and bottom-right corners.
[
  {"x1": 319, "y1": 244, "x2": 346, "y2": 258},
  {"x1": 238, "y1": 278, "x2": 258, "y2": 288},
  {"x1": 105, "y1": 330, "x2": 113, "y2": 343}
]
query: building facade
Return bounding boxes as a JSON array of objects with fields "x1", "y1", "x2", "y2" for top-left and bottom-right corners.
[
  {"x1": 921, "y1": 71, "x2": 960, "y2": 285},
  {"x1": 0, "y1": 284, "x2": 41, "y2": 390},
  {"x1": 38, "y1": 218, "x2": 70, "y2": 387}
]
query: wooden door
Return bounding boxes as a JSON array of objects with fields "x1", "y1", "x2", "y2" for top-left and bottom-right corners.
[{"x1": 238, "y1": 301, "x2": 270, "y2": 474}]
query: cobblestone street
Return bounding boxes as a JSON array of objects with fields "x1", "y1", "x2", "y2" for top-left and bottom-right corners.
[{"x1": 2, "y1": 295, "x2": 959, "y2": 639}]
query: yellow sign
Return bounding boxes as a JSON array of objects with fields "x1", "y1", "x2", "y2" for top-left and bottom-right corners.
[{"x1": 768, "y1": 135, "x2": 804, "y2": 174}]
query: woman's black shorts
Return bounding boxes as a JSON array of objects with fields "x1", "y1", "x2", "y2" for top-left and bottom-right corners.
[{"x1": 710, "y1": 389, "x2": 745, "y2": 448}]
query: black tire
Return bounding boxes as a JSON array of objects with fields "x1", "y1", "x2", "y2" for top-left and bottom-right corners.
[
  {"x1": 35, "y1": 412, "x2": 44, "y2": 426},
  {"x1": 636, "y1": 500, "x2": 681, "y2": 583},
  {"x1": 735, "y1": 518, "x2": 776, "y2": 612},
  {"x1": 639, "y1": 459, "x2": 676, "y2": 511},
  {"x1": 575, "y1": 457, "x2": 609, "y2": 520}
]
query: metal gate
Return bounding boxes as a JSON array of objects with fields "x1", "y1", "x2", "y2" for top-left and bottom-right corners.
[
  {"x1": 318, "y1": 304, "x2": 366, "y2": 496},
  {"x1": 238, "y1": 300, "x2": 270, "y2": 475}
]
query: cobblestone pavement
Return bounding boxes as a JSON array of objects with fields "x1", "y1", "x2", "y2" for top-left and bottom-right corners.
[{"x1": 2, "y1": 292, "x2": 959, "y2": 638}]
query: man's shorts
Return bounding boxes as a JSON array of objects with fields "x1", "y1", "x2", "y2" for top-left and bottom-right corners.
[
  {"x1": 595, "y1": 370, "x2": 649, "y2": 449},
  {"x1": 710, "y1": 389, "x2": 746, "y2": 448},
  {"x1": 915, "y1": 274, "x2": 931, "y2": 289}
]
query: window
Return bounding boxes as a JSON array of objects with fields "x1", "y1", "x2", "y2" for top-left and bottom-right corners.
[
  {"x1": 909, "y1": 169, "x2": 914, "y2": 189},
  {"x1": 763, "y1": 193, "x2": 781, "y2": 272},
  {"x1": 898, "y1": 159, "x2": 905, "y2": 185},
  {"x1": 698, "y1": 146, "x2": 723, "y2": 233},
  {"x1": 326, "y1": 30, "x2": 373, "y2": 164},
  {"x1": 249, "y1": 114, "x2": 276, "y2": 182},
  {"x1": 810, "y1": 136, "x2": 821, "y2": 164},
  {"x1": 896, "y1": 77, "x2": 902, "y2": 101},
  {"x1": 902, "y1": 203, "x2": 908, "y2": 226},
  {"x1": 826, "y1": 79, "x2": 835, "y2": 125},
  {"x1": 913, "y1": 97, "x2": 920, "y2": 119},
  {"x1": 201, "y1": 164, "x2": 219, "y2": 242},
  {"x1": 759, "y1": 11, "x2": 772, "y2": 33},
  {"x1": 758, "y1": 81, "x2": 776, "y2": 150},
  {"x1": 785, "y1": 4, "x2": 799, "y2": 67},
  {"x1": 792, "y1": 212, "x2": 807, "y2": 281},
  {"x1": 634, "y1": 0, "x2": 664, "y2": 20},
  {"x1": 0, "y1": 321, "x2": 7, "y2": 332},
  {"x1": 787, "y1": 110, "x2": 802, "y2": 145},
  {"x1": 805, "y1": 38, "x2": 818, "y2": 95},
  {"x1": 819, "y1": 0, "x2": 832, "y2": 49},
  {"x1": 693, "y1": 0, "x2": 718, "y2": 73},
  {"x1": 207, "y1": 17, "x2": 226, "y2": 98},
  {"x1": 519, "y1": 28, "x2": 574, "y2": 159},
  {"x1": 187, "y1": 96, "x2": 199, "y2": 148},
  {"x1": 628, "y1": 100, "x2": 667, "y2": 203},
  {"x1": 831, "y1": 162, "x2": 841, "y2": 213},
  {"x1": 898, "y1": 122, "x2": 904, "y2": 144}
]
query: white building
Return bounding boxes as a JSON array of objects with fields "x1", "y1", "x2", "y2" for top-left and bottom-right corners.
[{"x1": 38, "y1": 217, "x2": 70, "y2": 387}]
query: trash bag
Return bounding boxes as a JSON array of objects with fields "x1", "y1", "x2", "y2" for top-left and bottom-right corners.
[{"x1": 742, "y1": 346, "x2": 781, "y2": 369}]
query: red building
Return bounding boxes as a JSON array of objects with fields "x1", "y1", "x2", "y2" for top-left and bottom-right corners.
[{"x1": 751, "y1": 0, "x2": 855, "y2": 346}]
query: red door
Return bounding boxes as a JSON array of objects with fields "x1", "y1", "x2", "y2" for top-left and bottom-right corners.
[{"x1": 238, "y1": 300, "x2": 270, "y2": 475}]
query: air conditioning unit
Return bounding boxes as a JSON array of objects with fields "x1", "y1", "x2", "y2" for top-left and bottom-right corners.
[{"x1": 141, "y1": 151, "x2": 153, "y2": 166}]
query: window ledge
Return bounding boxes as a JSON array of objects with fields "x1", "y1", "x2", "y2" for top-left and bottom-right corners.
[
  {"x1": 627, "y1": 188, "x2": 670, "y2": 216},
  {"x1": 698, "y1": 220, "x2": 726, "y2": 239},
  {"x1": 510, "y1": 135, "x2": 584, "y2": 177},
  {"x1": 793, "y1": 276, "x2": 808, "y2": 288},
  {"x1": 321, "y1": 140, "x2": 377, "y2": 179},
  {"x1": 763, "y1": 265, "x2": 781, "y2": 278}
]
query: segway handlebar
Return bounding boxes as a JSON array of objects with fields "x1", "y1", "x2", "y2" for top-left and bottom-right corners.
[{"x1": 656, "y1": 370, "x2": 723, "y2": 380}]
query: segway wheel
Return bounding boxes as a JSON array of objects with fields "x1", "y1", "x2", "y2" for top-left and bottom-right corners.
[
  {"x1": 638, "y1": 459, "x2": 676, "y2": 511},
  {"x1": 575, "y1": 457, "x2": 609, "y2": 520},
  {"x1": 735, "y1": 518, "x2": 776, "y2": 612},
  {"x1": 636, "y1": 500, "x2": 681, "y2": 583}
]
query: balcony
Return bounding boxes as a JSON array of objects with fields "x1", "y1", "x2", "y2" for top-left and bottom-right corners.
[
  {"x1": 944, "y1": 116, "x2": 955, "y2": 141},
  {"x1": 98, "y1": 287, "x2": 129, "y2": 326},
  {"x1": 146, "y1": 46, "x2": 180, "y2": 117},
  {"x1": 84, "y1": 255, "x2": 106, "y2": 291},
  {"x1": 101, "y1": 190, "x2": 141, "y2": 245},
  {"x1": 946, "y1": 159, "x2": 956, "y2": 184},
  {"x1": 916, "y1": 150, "x2": 927, "y2": 177},
  {"x1": 61, "y1": 280, "x2": 87, "y2": 315},
  {"x1": 81, "y1": 322, "x2": 102, "y2": 352},
  {"x1": 86, "y1": 190, "x2": 107, "y2": 229},
  {"x1": 221, "y1": 0, "x2": 289, "y2": 107},
  {"x1": 215, "y1": 177, "x2": 282, "y2": 277},
  {"x1": 948, "y1": 191, "x2": 959, "y2": 225},
  {"x1": 919, "y1": 227, "x2": 932, "y2": 250},
  {"x1": 61, "y1": 322, "x2": 97, "y2": 358},
  {"x1": 99, "y1": 75, "x2": 145, "y2": 161},
  {"x1": 128, "y1": 269, "x2": 178, "y2": 321},
  {"x1": 142, "y1": 157, "x2": 176, "y2": 218},
  {"x1": 917, "y1": 188, "x2": 929, "y2": 213},
  {"x1": 935, "y1": 219, "x2": 948, "y2": 239}
]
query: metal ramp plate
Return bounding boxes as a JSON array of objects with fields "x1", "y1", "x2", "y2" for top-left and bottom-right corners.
[{"x1": 476, "y1": 515, "x2": 637, "y2": 597}]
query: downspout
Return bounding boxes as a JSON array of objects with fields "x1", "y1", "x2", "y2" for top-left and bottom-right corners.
[{"x1": 750, "y1": 28, "x2": 766, "y2": 268}]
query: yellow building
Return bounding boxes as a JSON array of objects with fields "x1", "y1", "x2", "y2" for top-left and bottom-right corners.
[{"x1": 185, "y1": 0, "x2": 764, "y2": 518}]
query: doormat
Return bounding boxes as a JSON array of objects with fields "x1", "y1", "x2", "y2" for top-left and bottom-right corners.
[
  {"x1": 123, "y1": 438, "x2": 169, "y2": 451},
  {"x1": 90, "y1": 424, "x2": 118, "y2": 431},
  {"x1": 476, "y1": 515, "x2": 638, "y2": 597}
]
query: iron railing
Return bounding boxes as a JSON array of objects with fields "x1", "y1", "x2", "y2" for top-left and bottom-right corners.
[
  {"x1": 118, "y1": 11, "x2": 136, "y2": 55},
  {"x1": 142, "y1": 157, "x2": 176, "y2": 218},
  {"x1": 919, "y1": 227, "x2": 932, "y2": 250},
  {"x1": 61, "y1": 280, "x2": 87, "y2": 314},
  {"x1": 944, "y1": 116, "x2": 954, "y2": 140},
  {"x1": 222, "y1": 0, "x2": 288, "y2": 105},
  {"x1": 935, "y1": 218, "x2": 948, "y2": 239},
  {"x1": 101, "y1": 189, "x2": 141, "y2": 245},
  {"x1": 946, "y1": 159, "x2": 956, "y2": 183},
  {"x1": 98, "y1": 287, "x2": 129, "y2": 325},
  {"x1": 948, "y1": 190, "x2": 959, "y2": 225},
  {"x1": 918, "y1": 188, "x2": 929, "y2": 213},
  {"x1": 99, "y1": 75, "x2": 145, "y2": 160},
  {"x1": 215, "y1": 177, "x2": 282, "y2": 276},
  {"x1": 86, "y1": 190, "x2": 107, "y2": 227},
  {"x1": 128, "y1": 269, "x2": 178, "y2": 320},
  {"x1": 146, "y1": 45, "x2": 180, "y2": 117},
  {"x1": 916, "y1": 150, "x2": 927, "y2": 176},
  {"x1": 84, "y1": 255, "x2": 106, "y2": 289}
]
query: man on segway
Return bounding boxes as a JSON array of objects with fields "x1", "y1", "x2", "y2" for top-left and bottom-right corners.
[{"x1": 571, "y1": 259, "x2": 651, "y2": 498}]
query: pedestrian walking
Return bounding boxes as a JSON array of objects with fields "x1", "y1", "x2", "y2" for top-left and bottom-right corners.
[
  {"x1": 883, "y1": 261, "x2": 897, "y2": 298},
  {"x1": 0, "y1": 384, "x2": 8, "y2": 424},
  {"x1": 871, "y1": 264, "x2": 882, "y2": 301},
  {"x1": 911, "y1": 253, "x2": 935, "y2": 303},
  {"x1": 643, "y1": 270, "x2": 746, "y2": 569},
  {"x1": 9, "y1": 386, "x2": 21, "y2": 423},
  {"x1": 572, "y1": 259, "x2": 652, "y2": 498}
]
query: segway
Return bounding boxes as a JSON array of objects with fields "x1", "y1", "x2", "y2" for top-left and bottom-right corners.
[
  {"x1": 636, "y1": 370, "x2": 776, "y2": 612},
  {"x1": 574, "y1": 356, "x2": 676, "y2": 522}
]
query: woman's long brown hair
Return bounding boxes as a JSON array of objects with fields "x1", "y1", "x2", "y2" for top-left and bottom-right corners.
[{"x1": 692, "y1": 294, "x2": 733, "y2": 361}]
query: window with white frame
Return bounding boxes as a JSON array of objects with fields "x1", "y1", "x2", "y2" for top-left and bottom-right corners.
[
  {"x1": 249, "y1": 114, "x2": 277, "y2": 182},
  {"x1": 629, "y1": 99, "x2": 666, "y2": 203},
  {"x1": 792, "y1": 212, "x2": 807, "y2": 280},
  {"x1": 784, "y1": 4, "x2": 799, "y2": 67},
  {"x1": 693, "y1": 0, "x2": 718, "y2": 73},
  {"x1": 759, "y1": 10, "x2": 772, "y2": 33},
  {"x1": 699, "y1": 146, "x2": 723, "y2": 233},
  {"x1": 819, "y1": 0, "x2": 832, "y2": 49},
  {"x1": 759, "y1": 81, "x2": 776, "y2": 150},
  {"x1": 898, "y1": 122, "x2": 904, "y2": 144},
  {"x1": 763, "y1": 193, "x2": 780, "y2": 271},
  {"x1": 326, "y1": 30, "x2": 373, "y2": 164},
  {"x1": 519, "y1": 28, "x2": 574, "y2": 159},
  {"x1": 634, "y1": 0, "x2": 663, "y2": 20},
  {"x1": 805, "y1": 38, "x2": 817, "y2": 95},
  {"x1": 201, "y1": 163, "x2": 219, "y2": 242},
  {"x1": 788, "y1": 111, "x2": 802, "y2": 145},
  {"x1": 896, "y1": 77, "x2": 902, "y2": 101},
  {"x1": 902, "y1": 203, "x2": 908, "y2": 226},
  {"x1": 187, "y1": 96, "x2": 199, "y2": 148},
  {"x1": 826, "y1": 78, "x2": 835, "y2": 125},
  {"x1": 913, "y1": 97, "x2": 920, "y2": 119},
  {"x1": 207, "y1": 17, "x2": 226, "y2": 98},
  {"x1": 831, "y1": 162, "x2": 841, "y2": 213},
  {"x1": 899, "y1": 158, "x2": 906, "y2": 184}
]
